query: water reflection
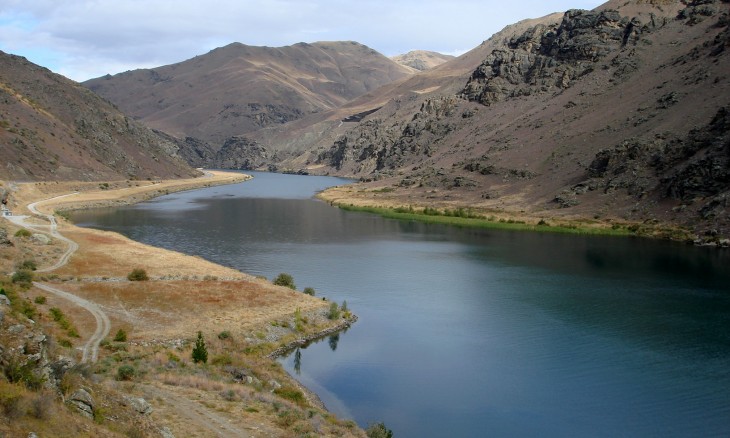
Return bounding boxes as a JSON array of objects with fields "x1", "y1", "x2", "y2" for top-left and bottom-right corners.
[{"x1": 329, "y1": 334, "x2": 339, "y2": 351}]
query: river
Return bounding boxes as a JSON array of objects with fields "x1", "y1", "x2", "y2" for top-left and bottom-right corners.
[{"x1": 69, "y1": 171, "x2": 730, "y2": 437}]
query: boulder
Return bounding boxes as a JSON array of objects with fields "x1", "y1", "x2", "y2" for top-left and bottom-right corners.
[
  {"x1": 124, "y1": 396, "x2": 153, "y2": 415},
  {"x1": 67, "y1": 388, "x2": 95, "y2": 419}
]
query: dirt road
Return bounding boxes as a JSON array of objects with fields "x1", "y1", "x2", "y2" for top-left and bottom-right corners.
[{"x1": 7, "y1": 192, "x2": 109, "y2": 362}]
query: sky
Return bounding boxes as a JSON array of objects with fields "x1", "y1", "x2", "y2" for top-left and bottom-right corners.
[{"x1": 0, "y1": 0, "x2": 606, "y2": 82}]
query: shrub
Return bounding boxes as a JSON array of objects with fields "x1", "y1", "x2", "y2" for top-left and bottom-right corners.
[
  {"x1": 211, "y1": 353, "x2": 232, "y2": 366},
  {"x1": 127, "y1": 268, "x2": 149, "y2": 281},
  {"x1": 0, "y1": 382, "x2": 26, "y2": 419},
  {"x1": 11, "y1": 269, "x2": 33, "y2": 286},
  {"x1": 366, "y1": 422, "x2": 394, "y2": 438},
  {"x1": 16, "y1": 259, "x2": 37, "y2": 271},
  {"x1": 20, "y1": 300, "x2": 36, "y2": 319},
  {"x1": 33, "y1": 296, "x2": 46, "y2": 304},
  {"x1": 274, "y1": 386, "x2": 306, "y2": 407},
  {"x1": 14, "y1": 229, "x2": 31, "y2": 238},
  {"x1": 4, "y1": 358, "x2": 45, "y2": 390},
  {"x1": 30, "y1": 390, "x2": 55, "y2": 419},
  {"x1": 273, "y1": 273, "x2": 296, "y2": 290},
  {"x1": 217, "y1": 330, "x2": 231, "y2": 340},
  {"x1": 116, "y1": 365, "x2": 136, "y2": 381},
  {"x1": 303, "y1": 287, "x2": 316, "y2": 296},
  {"x1": 113, "y1": 329, "x2": 127, "y2": 342},
  {"x1": 192, "y1": 331, "x2": 208, "y2": 364},
  {"x1": 327, "y1": 302, "x2": 340, "y2": 320}
]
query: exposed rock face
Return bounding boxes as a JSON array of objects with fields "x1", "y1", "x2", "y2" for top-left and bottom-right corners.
[
  {"x1": 213, "y1": 137, "x2": 271, "y2": 170},
  {"x1": 318, "y1": 96, "x2": 459, "y2": 174},
  {"x1": 460, "y1": 9, "x2": 652, "y2": 105}
]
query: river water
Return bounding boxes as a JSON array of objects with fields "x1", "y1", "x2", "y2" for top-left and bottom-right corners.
[{"x1": 70, "y1": 171, "x2": 730, "y2": 437}]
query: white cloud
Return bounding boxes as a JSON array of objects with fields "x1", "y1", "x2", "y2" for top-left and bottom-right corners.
[{"x1": 0, "y1": 0, "x2": 607, "y2": 81}]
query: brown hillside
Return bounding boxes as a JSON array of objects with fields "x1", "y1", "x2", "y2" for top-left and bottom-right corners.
[
  {"x1": 83, "y1": 41, "x2": 414, "y2": 146},
  {"x1": 0, "y1": 51, "x2": 199, "y2": 182}
]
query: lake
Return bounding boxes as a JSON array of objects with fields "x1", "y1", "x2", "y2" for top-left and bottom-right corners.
[{"x1": 70, "y1": 171, "x2": 730, "y2": 437}]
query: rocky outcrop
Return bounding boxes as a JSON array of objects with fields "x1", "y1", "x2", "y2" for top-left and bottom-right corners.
[
  {"x1": 318, "y1": 96, "x2": 459, "y2": 174},
  {"x1": 213, "y1": 137, "x2": 271, "y2": 170},
  {"x1": 67, "y1": 388, "x2": 95, "y2": 418},
  {"x1": 460, "y1": 9, "x2": 655, "y2": 105},
  {"x1": 582, "y1": 107, "x2": 730, "y2": 200}
]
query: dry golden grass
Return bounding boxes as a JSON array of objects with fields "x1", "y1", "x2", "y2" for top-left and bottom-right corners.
[
  {"x1": 57, "y1": 279, "x2": 327, "y2": 340},
  {"x1": 5, "y1": 171, "x2": 329, "y2": 342}
]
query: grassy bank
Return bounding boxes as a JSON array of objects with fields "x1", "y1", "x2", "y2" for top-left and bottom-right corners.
[{"x1": 335, "y1": 203, "x2": 694, "y2": 239}]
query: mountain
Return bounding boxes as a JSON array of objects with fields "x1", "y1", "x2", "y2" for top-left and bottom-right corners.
[
  {"x1": 288, "y1": 0, "x2": 729, "y2": 239},
  {"x1": 83, "y1": 41, "x2": 415, "y2": 147},
  {"x1": 391, "y1": 50, "x2": 455, "y2": 71},
  {"x1": 0, "y1": 51, "x2": 199, "y2": 181}
]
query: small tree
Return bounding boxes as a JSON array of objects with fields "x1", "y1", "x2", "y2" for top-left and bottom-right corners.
[
  {"x1": 127, "y1": 268, "x2": 149, "y2": 281},
  {"x1": 192, "y1": 331, "x2": 208, "y2": 364},
  {"x1": 273, "y1": 273, "x2": 296, "y2": 290},
  {"x1": 114, "y1": 329, "x2": 127, "y2": 342},
  {"x1": 303, "y1": 287, "x2": 316, "y2": 296},
  {"x1": 327, "y1": 301, "x2": 340, "y2": 320}
]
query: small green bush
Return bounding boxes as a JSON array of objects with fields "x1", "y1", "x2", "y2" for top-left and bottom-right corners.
[
  {"x1": 366, "y1": 422, "x2": 394, "y2": 438},
  {"x1": 16, "y1": 260, "x2": 37, "y2": 271},
  {"x1": 19, "y1": 300, "x2": 36, "y2": 319},
  {"x1": 127, "y1": 268, "x2": 149, "y2": 281},
  {"x1": 33, "y1": 296, "x2": 46, "y2": 305},
  {"x1": 14, "y1": 229, "x2": 31, "y2": 238},
  {"x1": 11, "y1": 269, "x2": 33, "y2": 286},
  {"x1": 273, "y1": 273, "x2": 296, "y2": 290},
  {"x1": 303, "y1": 287, "x2": 316, "y2": 296},
  {"x1": 116, "y1": 365, "x2": 136, "y2": 381},
  {"x1": 217, "y1": 330, "x2": 231, "y2": 340},
  {"x1": 113, "y1": 329, "x2": 127, "y2": 342},
  {"x1": 274, "y1": 386, "x2": 306, "y2": 407}
]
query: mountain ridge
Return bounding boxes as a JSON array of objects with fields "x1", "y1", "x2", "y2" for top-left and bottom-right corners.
[{"x1": 83, "y1": 41, "x2": 415, "y2": 146}]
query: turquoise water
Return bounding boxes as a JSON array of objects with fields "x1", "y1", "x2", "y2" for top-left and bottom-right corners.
[{"x1": 70, "y1": 171, "x2": 730, "y2": 437}]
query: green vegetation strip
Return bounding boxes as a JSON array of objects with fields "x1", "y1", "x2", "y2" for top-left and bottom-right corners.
[{"x1": 337, "y1": 204, "x2": 635, "y2": 237}]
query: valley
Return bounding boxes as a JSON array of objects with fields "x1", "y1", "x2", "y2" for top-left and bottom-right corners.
[{"x1": 1, "y1": 0, "x2": 729, "y2": 436}]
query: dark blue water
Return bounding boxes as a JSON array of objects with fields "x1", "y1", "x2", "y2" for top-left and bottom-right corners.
[{"x1": 70, "y1": 171, "x2": 730, "y2": 437}]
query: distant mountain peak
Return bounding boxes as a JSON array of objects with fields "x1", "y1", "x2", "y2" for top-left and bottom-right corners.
[{"x1": 391, "y1": 50, "x2": 456, "y2": 71}]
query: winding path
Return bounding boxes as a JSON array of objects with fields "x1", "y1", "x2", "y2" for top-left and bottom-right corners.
[
  {"x1": 5, "y1": 192, "x2": 110, "y2": 362},
  {"x1": 33, "y1": 282, "x2": 110, "y2": 363}
]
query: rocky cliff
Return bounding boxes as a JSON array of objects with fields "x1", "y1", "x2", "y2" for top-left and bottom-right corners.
[{"x1": 311, "y1": 0, "x2": 730, "y2": 240}]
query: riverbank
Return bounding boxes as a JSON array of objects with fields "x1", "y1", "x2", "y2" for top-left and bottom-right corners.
[
  {"x1": 0, "y1": 170, "x2": 366, "y2": 437},
  {"x1": 318, "y1": 184, "x2": 700, "y2": 243}
]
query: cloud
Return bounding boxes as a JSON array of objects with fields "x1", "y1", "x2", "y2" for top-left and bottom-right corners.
[{"x1": 0, "y1": 0, "x2": 606, "y2": 81}]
